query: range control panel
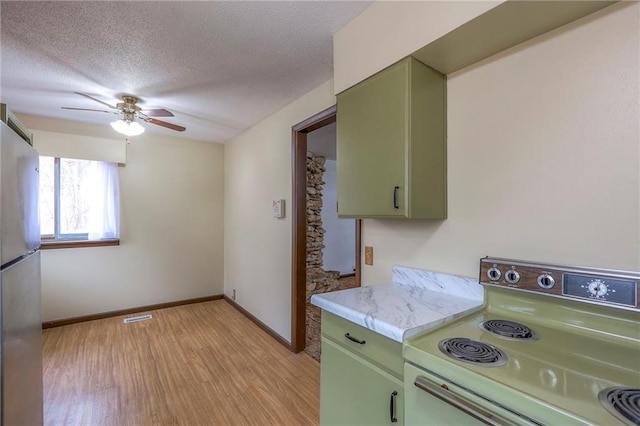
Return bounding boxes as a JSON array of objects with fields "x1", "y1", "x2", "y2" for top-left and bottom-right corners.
[{"x1": 480, "y1": 257, "x2": 640, "y2": 310}]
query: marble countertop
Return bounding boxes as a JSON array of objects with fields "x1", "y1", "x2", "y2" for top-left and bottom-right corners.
[{"x1": 310, "y1": 265, "x2": 484, "y2": 343}]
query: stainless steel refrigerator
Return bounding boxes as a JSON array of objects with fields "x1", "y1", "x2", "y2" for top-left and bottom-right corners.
[{"x1": 0, "y1": 106, "x2": 43, "y2": 425}]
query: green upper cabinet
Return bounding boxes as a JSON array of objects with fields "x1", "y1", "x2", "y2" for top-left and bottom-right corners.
[{"x1": 336, "y1": 56, "x2": 446, "y2": 219}]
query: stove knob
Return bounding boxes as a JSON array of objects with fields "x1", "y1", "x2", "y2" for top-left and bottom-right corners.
[
  {"x1": 487, "y1": 267, "x2": 501, "y2": 281},
  {"x1": 537, "y1": 274, "x2": 555, "y2": 289},
  {"x1": 505, "y1": 270, "x2": 521, "y2": 284}
]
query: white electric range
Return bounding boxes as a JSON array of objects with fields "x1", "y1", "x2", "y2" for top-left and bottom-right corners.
[{"x1": 404, "y1": 257, "x2": 640, "y2": 425}]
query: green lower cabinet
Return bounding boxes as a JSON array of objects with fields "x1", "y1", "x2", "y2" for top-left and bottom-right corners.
[{"x1": 320, "y1": 338, "x2": 404, "y2": 425}]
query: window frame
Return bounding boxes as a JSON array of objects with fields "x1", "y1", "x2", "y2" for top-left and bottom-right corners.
[
  {"x1": 40, "y1": 239, "x2": 119, "y2": 250},
  {"x1": 39, "y1": 156, "x2": 120, "y2": 249}
]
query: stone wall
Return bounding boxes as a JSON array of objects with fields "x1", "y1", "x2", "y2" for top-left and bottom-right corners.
[{"x1": 306, "y1": 152, "x2": 339, "y2": 301}]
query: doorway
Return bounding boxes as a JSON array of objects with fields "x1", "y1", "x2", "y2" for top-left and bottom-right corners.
[{"x1": 291, "y1": 106, "x2": 361, "y2": 354}]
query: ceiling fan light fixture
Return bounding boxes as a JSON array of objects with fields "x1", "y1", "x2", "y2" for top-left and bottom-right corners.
[{"x1": 110, "y1": 119, "x2": 145, "y2": 136}]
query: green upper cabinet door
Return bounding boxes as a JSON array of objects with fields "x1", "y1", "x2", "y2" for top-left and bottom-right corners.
[{"x1": 337, "y1": 56, "x2": 446, "y2": 219}]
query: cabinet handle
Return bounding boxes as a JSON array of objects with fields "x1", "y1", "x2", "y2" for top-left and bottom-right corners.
[
  {"x1": 389, "y1": 390, "x2": 398, "y2": 423},
  {"x1": 344, "y1": 333, "x2": 366, "y2": 345},
  {"x1": 414, "y1": 376, "x2": 517, "y2": 426},
  {"x1": 393, "y1": 186, "x2": 399, "y2": 209}
]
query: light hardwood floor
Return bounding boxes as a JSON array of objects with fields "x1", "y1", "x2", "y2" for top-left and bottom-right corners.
[{"x1": 43, "y1": 300, "x2": 320, "y2": 425}]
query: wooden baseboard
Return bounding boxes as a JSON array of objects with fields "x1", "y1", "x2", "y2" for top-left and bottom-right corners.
[
  {"x1": 42, "y1": 295, "x2": 224, "y2": 329},
  {"x1": 223, "y1": 295, "x2": 292, "y2": 351}
]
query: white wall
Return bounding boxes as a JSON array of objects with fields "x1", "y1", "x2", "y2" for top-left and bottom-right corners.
[
  {"x1": 224, "y1": 80, "x2": 335, "y2": 341},
  {"x1": 224, "y1": 2, "x2": 639, "y2": 342},
  {"x1": 18, "y1": 115, "x2": 225, "y2": 321},
  {"x1": 333, "y1": 1, "x2": 501, "y2": 93},
  {"x1": 321, "y1": 159, "x2": 355, "y2": 275},
  {"x1": 28, "y1": 1, "x2": 631, "y2": 335},
  {"x1": 358, "y1": 2, "x2": 640, "y2": 283}
]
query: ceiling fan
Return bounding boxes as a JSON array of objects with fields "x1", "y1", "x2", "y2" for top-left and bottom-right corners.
[{"x1": 62, "y1": 92, "x2": 186, "y2": 136}]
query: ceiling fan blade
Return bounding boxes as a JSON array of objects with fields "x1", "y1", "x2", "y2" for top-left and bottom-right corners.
[
  {"x1": 138, "y1": 111, "x2": 185, "y2": 131},
  {"x1": 74, "y1": 92, "x2": 117, "y2": 109},
  {"x1": 144, "y1": 117, "x2": 186, "y2": 132},
  {"x1": 141, "y1": 108, "x2": 174, "y2": 117},
  {"x1": 61, "y1": 107, "x2": 115, "y2": 114}
]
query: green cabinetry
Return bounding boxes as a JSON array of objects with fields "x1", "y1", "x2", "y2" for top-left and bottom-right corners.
[
  {"x1": 321, "y1": 339, "x2": 404, "y2": 425},
  {"x1": 336, "y1": 56, "x2": 446, "y2": 219},
  {"x1": 320, "y1": 312, "x2": 404, "y2": 425}
]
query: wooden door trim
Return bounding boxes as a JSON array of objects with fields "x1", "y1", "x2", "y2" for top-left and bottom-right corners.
[
  {"x1": 291, "y1": 105, "x2": 362, "y2": 353},
  {"x1": 355, "y1": 220, "x2": 362, "y2": 290}
]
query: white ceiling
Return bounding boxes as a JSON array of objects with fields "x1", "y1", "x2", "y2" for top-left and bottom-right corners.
[{"x1": 0, "y1": 1, "x2": 371, "y2": 143}]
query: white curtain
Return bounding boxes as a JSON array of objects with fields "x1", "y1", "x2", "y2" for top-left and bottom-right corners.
[{"x1": 87, "y1": 161, "x2": 120, "y2": 240}]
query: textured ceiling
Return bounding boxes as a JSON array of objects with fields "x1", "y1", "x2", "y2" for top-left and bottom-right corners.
[{"x1": 0, "y1": 1, "x2": 371, "y2": 143}]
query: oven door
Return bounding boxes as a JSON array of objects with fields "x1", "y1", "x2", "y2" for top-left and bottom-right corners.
[{"x1": 404, "y1": 363, "x2": 538, "y2": 426}]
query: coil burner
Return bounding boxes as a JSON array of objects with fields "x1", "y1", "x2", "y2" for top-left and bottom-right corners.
[
  {"x1": 480, "y1": 319, "x2": 539, "y2": 341},
  {"x1": 599, "y1": 387, "x2": 640, "y2": 426},
  {"x1": 438, "y1": 338, "x2": 507, "y2": 367}
]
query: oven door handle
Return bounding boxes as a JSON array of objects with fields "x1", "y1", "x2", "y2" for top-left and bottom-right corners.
[{"x1": 414, "y1": 376, "x2": 518, "y2": 426}]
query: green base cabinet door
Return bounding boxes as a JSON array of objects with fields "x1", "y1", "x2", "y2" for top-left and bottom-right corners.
[
  {"x1": 336, "y1": 56, "x2": 446, "y2": 219},
  {"x1": 320, "y1": 338, "x2": 404, "y2": 425}
]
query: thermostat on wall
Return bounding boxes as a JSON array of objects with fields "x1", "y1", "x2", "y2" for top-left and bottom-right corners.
[{"x1": 273, "y1": 199, "x2": 285, "y2": 218}]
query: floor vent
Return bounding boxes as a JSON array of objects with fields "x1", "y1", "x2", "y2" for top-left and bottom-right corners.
[{"x1": 123, "y1": 314, "x2": 152, "y2": 324}]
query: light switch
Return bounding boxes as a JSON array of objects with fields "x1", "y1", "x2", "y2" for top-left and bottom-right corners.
[
  {"x1": 364, "y1": 246, "x2": 373, "y2": 265},
  {"x1": 273, "y1": 199, "x2": 285, "y2": 218}
]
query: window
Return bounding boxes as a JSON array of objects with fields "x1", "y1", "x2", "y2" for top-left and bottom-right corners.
[{"x1": 39, "y1": 156, "x2": 120, "y2": 247}]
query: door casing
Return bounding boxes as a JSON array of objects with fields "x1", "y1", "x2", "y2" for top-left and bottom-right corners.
[{"x1": 290, "y1": 105, "x2": 362, "y2": 353}]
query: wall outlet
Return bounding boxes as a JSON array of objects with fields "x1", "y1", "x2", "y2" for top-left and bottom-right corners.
[
  {"x1": 364, "y1": 246, "x2": 374, "y2": 266},
  {"x1": 232, "y1": 289, "x2": 236, "y2": 301}
]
